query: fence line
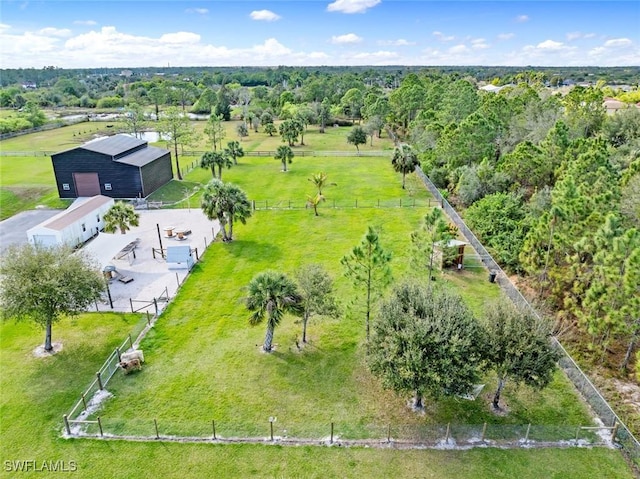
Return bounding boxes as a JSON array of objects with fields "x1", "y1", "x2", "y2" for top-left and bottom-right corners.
[
  {"x1": 415, "y1": 166, "x2": 639, "y2": 466},
  {"x1": 64, "y1": 418, "x2": 619, "y2": 451},
  {"x1": 66, "y1": 235, "x2": 216, "y2": 424}
]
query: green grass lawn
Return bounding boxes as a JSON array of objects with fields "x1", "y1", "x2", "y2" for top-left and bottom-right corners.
[
  {"x1": 0, "y1": 227, "x2": 634, "y2": 478},
  {"x1": 0, "y1": 123, "x2": 636, "y2": 477}
]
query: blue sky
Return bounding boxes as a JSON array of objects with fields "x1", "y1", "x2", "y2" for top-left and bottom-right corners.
[{"x1": 1, "y1": 0, "x2": 638, "y2": 68}]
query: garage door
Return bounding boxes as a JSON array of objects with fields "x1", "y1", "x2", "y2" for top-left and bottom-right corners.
[{"x1": 73, "y1": 172, "x2": 100, "y2": 196}]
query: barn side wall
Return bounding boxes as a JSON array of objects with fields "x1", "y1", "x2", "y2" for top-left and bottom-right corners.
[{"x1": 140, "y1": 153, "x2": 173, "y2": 197}]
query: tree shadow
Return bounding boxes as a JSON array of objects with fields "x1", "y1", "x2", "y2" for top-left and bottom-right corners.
[{"x1": 221, "y1": 239, "x2": 283, "y2": 263}]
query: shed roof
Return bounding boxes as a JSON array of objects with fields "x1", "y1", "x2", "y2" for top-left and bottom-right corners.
[
  {"x1": 80, "y1": 134, "x2": 146, "y2": 156},
  {"x1": 115, "y1": 145, "x2": 168, "y2": 167},
  {"x1": 40, "y1": 195, "x2": 113, "y2": 231}
]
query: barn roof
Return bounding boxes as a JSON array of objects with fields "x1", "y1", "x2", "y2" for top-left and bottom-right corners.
[
  {"x1": 80, "y1": 135, "x2": 146, "y2": 156},
  {"x1": 115, "y1": 145, "x2": 168, "y2": 167},
  {"x1": 41, "y1": 195, "x2": 113, "y2": 231}
]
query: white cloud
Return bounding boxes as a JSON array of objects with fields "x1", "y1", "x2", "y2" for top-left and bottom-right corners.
[
  {"x1": 432, "y1": 31, "x2": 455, "y2": 42},
  {"x1": 566, "y1": 31, "x2": 597, "y2": 41},
  {"x1": 377, "y1": 38, "x2": 415, "y2": 46},
  {"x1": 588, "y1": 38, "x2": 640, "y2": 65},
  {"x1": 159, "y1": 32, "x2": 200, "y2": 44},
  {"x1": 535, "y1": 39, "x2": 565, "y2": 51},
  {"x1": 515, "y1": 15, "x2": 529, "y2": 23},
  {"x1": 471, "y1": 38, "x2": 489, "y2": 50},
  {"x1": 498, "y1": 33, "x2": 514, "y2": 41},
  {"x1": 603, "y1": 38, "x2": 632, "y2": 47},
  {"x1": 327, "y1": 0, "x2": 381, "y2": 14},
  {"x1": 73, "y1": 20, "x2": 97, "y2": 26},
  {"x1": 353, "y1": 50, "x2": 398, "y2": 60},
  {"x1": 330, "y1": 33, "x2": 362, "y2": 44},
  {"x1": 38, "y1": 27, "x2": 72, "y2": 37},
  {"x1": 185, "y1": 8, "x2": 208, "y2": 15},
  {"x1": 449, "y1": 44, "x2": 469, "y2": 54},
  {"x1": 250, "y1": 10, "x2": 281, "y2": 22}
]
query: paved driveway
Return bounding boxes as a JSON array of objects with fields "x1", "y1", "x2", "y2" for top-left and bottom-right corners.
[{"x1": 0, "y1": 209, "x2": 63, "y2": 254}]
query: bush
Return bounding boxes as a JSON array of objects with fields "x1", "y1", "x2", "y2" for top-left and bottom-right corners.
[{"x1": 96, "y1": 96, "x2": 125, "y2": 109}]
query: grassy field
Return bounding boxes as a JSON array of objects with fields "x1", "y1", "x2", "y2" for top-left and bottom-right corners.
[
  {"x1": 0, "y1": 121, "x2": 393, "y2": 220},
  {"x1": 0, "y1": 123, "x2": 635, "y2": 477}
]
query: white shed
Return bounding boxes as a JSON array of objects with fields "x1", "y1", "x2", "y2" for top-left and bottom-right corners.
[{"x1": 27, "y1": 195, "x2": 114, "y2": 248}]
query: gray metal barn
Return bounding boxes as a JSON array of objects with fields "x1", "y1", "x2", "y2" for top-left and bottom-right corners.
[{"x1": 51, "y1": 134, "x2": 173, "y2": 199}]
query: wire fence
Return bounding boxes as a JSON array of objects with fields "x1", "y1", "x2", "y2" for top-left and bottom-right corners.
[
  {"x1": 65, "y1": 417, "x2": 617, "y2": 451},
  {"x1": 415, "y1": 166, "x2": 640, "y2": 466}
]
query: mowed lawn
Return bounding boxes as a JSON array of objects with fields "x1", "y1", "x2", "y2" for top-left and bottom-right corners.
[
  {"x1": 0, "y1": 306, "x2": 633, "y2": 478},
  {"x1": 0, "y1": 124, "x2": 635, "y2": 477}
]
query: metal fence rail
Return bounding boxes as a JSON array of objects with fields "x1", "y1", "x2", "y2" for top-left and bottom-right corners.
[{"x1": 415, "y1": 166, "x2": 640, "y2": 465}]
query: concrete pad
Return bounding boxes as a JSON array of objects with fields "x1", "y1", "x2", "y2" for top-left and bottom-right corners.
[{"x1": 85, "y1": 209, "x2": 219, "y2": 314}]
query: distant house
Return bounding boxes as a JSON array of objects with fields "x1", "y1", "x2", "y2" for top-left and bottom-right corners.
[
  {"x1": 52, "y1": 134, "x2": 173, "y2": 199},
  {"x1": 27, "y1": 195, "x2": 114, "y2": 248},
  {"x1": 21, "y1": 81, "x2": 37, "y2": 90},
  {"x1": 603, "y1": 97, "x2": 640, "y2": 115}
]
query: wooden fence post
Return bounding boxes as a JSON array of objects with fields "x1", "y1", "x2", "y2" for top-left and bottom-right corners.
[
  {"x1": 82, "y1": 393, "x2": 87, "y2": 411},
  {"x1": 130, "y1": 298, "x2": 134, "y2": 313},
  {"x1": 330, "y1": 422, "x2": 334, "y2": 444},
  {"x1": 212, "y1": 420, "x2": 216, "y2": 440},
  {"x1": 154, "y1": 419, "x2": 160, "y2": 439},
  {"x1": 481, "y1": 422, "x2": 487, "y2": 442},
  {"x1": 445, "y1": 423, "x2": 450, "y2": 442},
  {"x1": 611, "y1": 422, "x2": 619, "y2": 442},
  {"x1": 128, "y1": 334, "x2": 133, "y2": 350},
  {"x1": 387, "y1": 424, "x2": 391, "y2": 443},
  {"x1": 63, "y1": 415, "x2": 71, "y2": 435},
  {"x1": 96, "y1": 371, "x2": 103, "y2": 390},
  {"x1": 524, "y1": 423, "x2": 531, "y2": 442},
  {"x1": 146, "y1": 311, "x2": 151, "y2": 325},
  {"x1": 98, "y1": 417, "x2": 104, "y2": 437},
  {"x1": 116, "y1": 348, "x2": 121, "y2": 362},
  {"x1": 176, "y1": 272, "x2": 180, "y2": 287}
]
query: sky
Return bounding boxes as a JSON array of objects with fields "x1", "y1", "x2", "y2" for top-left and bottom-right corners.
[{"x1": 1, "y1": 0, "x2": 639, "y2": 68}]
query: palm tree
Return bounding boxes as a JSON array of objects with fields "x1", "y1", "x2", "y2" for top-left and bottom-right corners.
[
  {"x1": 246, "y1": 271, "x2": 303, "y2": 352},
  {"x1": 201, "y1": 151, "x2": 232, "y2": 180},
  {"x1": 103, "y1": 202, "x2": 140, "y2": 234},
  {"x1": 224, "y1": 183, "x2": 252, "y2": 241},
  {"x1": 224, "y1": 140, "x2": 245, "y2": 165},
  {"x1": 200, "y1": 151, "x2": 218, "y2": 179},
  {"x1": 306, "y1": 193, "x2": 325, "y2": 216},
  {"x1": 274, "y1": 145, "x2": 294, "y2": 172},
  {"x1": 308, "y1": 172, "x2": 336, "y2": 195},
  {"x1": 201, "y1": 179, "x2": 229, "y2": 240},
  {"x1": 391, "y1": 144, "x2": 421, "y2": 189},
  {"x1": 201, "y1": 179, "x2": 252, "y2": 242}
]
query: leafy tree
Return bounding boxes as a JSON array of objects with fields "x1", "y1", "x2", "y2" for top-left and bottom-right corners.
[
  {"x1": 147, "y1": 85, "x2": 165, "y2": 121},
  {"x1": 274, "y1": 145, "x2": 294, "y2": 172},
  {"x1": 347, "y1": 126, "x2": 367, "y2": 155},
  {"x1": 21, "y1": 101, "x2": 46, "y2": 127},
  {"x1": 236, "y1": 122, "x2": 248, "y2": 141},
  {"x1": 200, "y1": 151, "x2": 231, "y2": 180},
  {"x1": 103, "y1": 201, "x2": 140, "y2": 234},
  {"x1": 246, "y1": 271, "x2": 303, "y2": 352},
  {"x1": 391, "y1": 144, "x2": 420, "y2": 189},
  {"x1": 306, "y1": 193, "x2": 325, "y2": 216},
  {"x1": 201, "y1": 179, "x2": 252, "y2": 242},
  {"x1": 204, "y1": 113, "x2": 226, "y2": 151},
  {"x1": 308, "y1": 172, "x2": 335, "y2": 195},
  {"x1": 465, "y1": 192, "x2": 527, "y2": 272},
  {"x1": 0, "y1": 244, "x2": 105, "y2": 352},
  {"x1": 295, "y1": 264, "x2": 339, "y2": 343},
  {"x1": 264, "y1": 122, "x2": 277, "y2": 136},
  {"x1": 224, "y1": 140, "x2": 245, "y2": 165},
  {"x1": 481, "y1": 300, "x2": 559, "y2": 410},
  {"x1": 341, "y1": 226, "x2": 392, "y2": 340},
  {"x1": 123, "y1": 103, "x2": 146, "y2": 139},
  {"x1": 158, "y1": 106, "x2": 196, "y2": 180},
  {"x1": 410, "y1": 208, "x2": 453, "y2": 283},
  {"x1": 214, "y1": 84, "x2": 232, "y2": 120},
  {"x1": 317, "y1": 98, "x2": 332, "y2": 133},
  {"x1": 368, "y1": 282, "x2": 484, "y2": 409}
]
